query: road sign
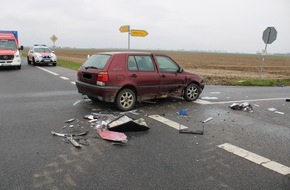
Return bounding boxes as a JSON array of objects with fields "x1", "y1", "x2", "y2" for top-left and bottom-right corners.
[
  {"x1": 262, "y1": 27, "x2": 277, "y2": 44},
  {"x1": 119, "y1": 25, "x2": 130, "y2": 33},
  {"x1": 50, "y1": 34, "x2": 58, "y2": 43},
  {"x1": 131, "y1": 30, "x2": 148, "y2": 37}
]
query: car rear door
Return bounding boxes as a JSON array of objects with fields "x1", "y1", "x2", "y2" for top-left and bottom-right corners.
[{"x1": 126, "y1": 54, "x2": 160, "y2": 101}]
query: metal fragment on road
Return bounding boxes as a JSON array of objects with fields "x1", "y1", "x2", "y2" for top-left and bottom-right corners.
[
  {"x1": 179, "y1": 129, "x2": 204, "y2": 135},
  {"x1": 67, "y1": 135, "x2": 81, "y2": 148},
  {"x1": 202, "y1": 117, "x2": 213, "y2": 123},
  {"x1": 51, "y1": 131, "x2": 88, "y2": 137},
  {"x1": 65, "y1": 118, "x2": 76, "y2": 123}
]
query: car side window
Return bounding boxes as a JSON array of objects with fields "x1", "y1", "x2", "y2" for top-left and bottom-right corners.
[
  {"x1": 128, "y1": 55, "x2": 155, "y2": 72},
  {"x1": 127, "y1": 56, "x2": 138, "y2": 71},
  {"x1": 156, "y1": 55, "x2": 179, "y2": 73}
]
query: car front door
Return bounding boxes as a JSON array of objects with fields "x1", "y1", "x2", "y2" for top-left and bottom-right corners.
[{"x1": 154, "y1": 55, "x2": 186, "y2": 96}]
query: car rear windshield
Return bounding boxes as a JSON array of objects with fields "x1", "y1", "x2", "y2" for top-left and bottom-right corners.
[{"x1": 83, "y1": 54, "x2": 111, "y2": 69}]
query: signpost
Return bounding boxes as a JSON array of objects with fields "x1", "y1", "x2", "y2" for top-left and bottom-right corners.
[
  {"x1": 260, "y1": 27, "x2": 277, "y2": 78},
  {"x1": 119, "y1": 25, "x2": 148, "y2": 50}
]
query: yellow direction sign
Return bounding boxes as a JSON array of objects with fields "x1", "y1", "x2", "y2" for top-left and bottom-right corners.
[
  {"x1": 131, "y1": 29, "x2": 148, "y2": 37},
  {"x1": 119, "y1": 25, "x2": 130, "y2": 33},
  {"x1": 50, "y1": 34, "x2": 58, "y2": 43}
]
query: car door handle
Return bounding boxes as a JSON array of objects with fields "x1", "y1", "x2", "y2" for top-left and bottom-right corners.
[
  {"x1": 161, "y1": 74, "x2": 166, "y2": 78},
  {"x1": 130, "y1": 74, "x2": 137, "y2": 78}
]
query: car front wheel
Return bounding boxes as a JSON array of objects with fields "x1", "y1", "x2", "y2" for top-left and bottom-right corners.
[
  {"x1": 115, "y1": 88, "x2": 136, "y2": 111},
  {"x1": 27, "y1": 57, "x2": 31, "y2": 64},
  {"x1": 183, "y1": 83, "x2": 200, "y2": 101}
]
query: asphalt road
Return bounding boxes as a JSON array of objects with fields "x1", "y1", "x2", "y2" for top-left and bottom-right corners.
[{"x1": 0, "y1": 59, "x2": 289, "y2": 190}]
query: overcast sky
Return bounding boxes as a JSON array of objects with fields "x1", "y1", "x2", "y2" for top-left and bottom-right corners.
[{"x1": 1, "y1": 0, "x2": 289, "y2": 53}]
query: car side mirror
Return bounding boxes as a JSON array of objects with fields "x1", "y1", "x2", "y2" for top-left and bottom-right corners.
[
  {"x1": 178, "y1": 67, "x2": 183, "y2": 73},
  {"x1": 52, "y1": 51, "x2": 55, "y2": 53}
]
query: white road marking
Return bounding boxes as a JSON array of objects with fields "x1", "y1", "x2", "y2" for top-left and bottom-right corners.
[
  {"x1": 218, "y1": 143, "x2": 290, "y2": 175},
  {"x1": 71, "y1": 81, "x2": 76, "y2": 85},
  {"x1": 194, "y1": 99, "x2": 212, "y2": 104},
  {"x1": 149, "y1": 115, "x2": 188, "y2": 130},
  {"x1": 36, "y1": 66, "x2": 76, "y2": 84},
  {"x1": 195, "y1": 97, "x2": 288, "y2": 105},
  {"x1": 60, "y1": 76, "x2": 69, "y2": 80},
  {"x1": 36, "y1": 66, "x2": 59, "y2": 76}
]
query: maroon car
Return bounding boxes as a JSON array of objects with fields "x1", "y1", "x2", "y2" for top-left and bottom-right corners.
[{"x1": 76, "y1": 52, "x2": 204, "y2": 111}]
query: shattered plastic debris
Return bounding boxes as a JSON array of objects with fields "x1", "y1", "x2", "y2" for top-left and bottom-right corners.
[
  {"x1": 120, "y1": 109, "x2": 143, "y2": 115},
  {"x1": 107, "y1": 115, "x2": 149, "y2": 132},
  {"x1": 229, "y1": 102, "x2": 253, "y2": 112},
  {"x1": 202, "y1": 117, "x2": 213, "y2": 123},
  {"x1": 97, "y1": 129, "x2": 127, "y2": 143},
  {"x1": 179, "y1": 109, "x2": 188, "y2": 116}
]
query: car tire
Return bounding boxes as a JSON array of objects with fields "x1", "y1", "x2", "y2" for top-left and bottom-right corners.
[
  {"x1": 183, "y1": 83, "x2": 200, "y2": 101},
  {"x1": 52, "y1": 62, "x2": 57, "y2": 67},
  {"x1": 27, "y1": 57, "x2": 31, "y2": 65},
  {"x1": 115, "y1": 88, "x2": 136, "y2": 111},
  {"x1": 32, "y1": 58, "x2": 36, "y2": 66}
]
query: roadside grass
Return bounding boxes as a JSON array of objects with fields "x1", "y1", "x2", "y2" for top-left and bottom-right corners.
[
  {"x1": 232, "y1": 78, "x2": 290, "y2": 86},
  {"x1": 57, "y1": 59, "x2": 81, "y2": 70}
]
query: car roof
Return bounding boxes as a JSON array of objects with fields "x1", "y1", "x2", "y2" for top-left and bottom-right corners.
[{"x1": 95, "y1": 51, "x2": 166, "y2": 56}]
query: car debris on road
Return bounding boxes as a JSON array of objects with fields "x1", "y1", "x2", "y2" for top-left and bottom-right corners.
[
  {"x1": 51, "y1": 110, "x2": 149, "y2": 148},
  {"x1": 202, "y1": 117, "x2": 213, "y2": 123},
  {"x1": 229, "y1": 102, "x2": 253, "y2": 112}
]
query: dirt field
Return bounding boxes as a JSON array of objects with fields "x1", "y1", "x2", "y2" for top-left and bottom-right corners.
[{"x1": 55, "y1": 49, "x2": 290, "y2": 84}]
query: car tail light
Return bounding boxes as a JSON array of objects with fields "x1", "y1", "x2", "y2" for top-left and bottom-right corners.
[{"x1": 97, "y1": 71, "x2": 109, "y2": 86}]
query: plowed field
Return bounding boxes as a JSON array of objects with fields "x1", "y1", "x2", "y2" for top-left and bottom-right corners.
[{"x1": 55, "y1": 49, "x2": 290, "y2": 84}]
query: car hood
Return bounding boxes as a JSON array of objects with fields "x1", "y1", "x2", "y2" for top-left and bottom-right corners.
[
  {"x1": 184, "y1": 70, "x2": 204, "y2": 82},
  {"x1": 0, "y1": 50, "x2": 17, "y2": 55},
  {"x1": 35, "y1": 52, "x2": 54, "y2": 56}
]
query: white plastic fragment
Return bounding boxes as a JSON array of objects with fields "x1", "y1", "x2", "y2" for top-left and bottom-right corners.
[
  {"x1": 274, "y1": 111, "x2": 285, "y2": 115},
  {"x1": 202, "y1": 117, "x2": 213, "y2": 123},
  {"x1": 268, "y1": 108, "x2": 277, "y2": 112}
]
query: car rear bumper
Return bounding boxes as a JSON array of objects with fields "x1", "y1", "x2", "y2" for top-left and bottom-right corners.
[{"x1": 75, "y1": 80, "x2": 120, "y2": 102}]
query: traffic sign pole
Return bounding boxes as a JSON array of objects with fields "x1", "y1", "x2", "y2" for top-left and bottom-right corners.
[
  {"x1": 259, "y1": 27, "x2": 277, "y2": 79},
  {"x1": 128, "y1": 25, "x2": 130, "y2": 50}
]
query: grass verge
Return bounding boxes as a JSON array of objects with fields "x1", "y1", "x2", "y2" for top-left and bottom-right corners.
[
  {"x1": 57, "y1": 59, "x2": 81, "y2": 70},
  {"x1": 232, "y1": 78, "x2": 290, "y2": 86}
]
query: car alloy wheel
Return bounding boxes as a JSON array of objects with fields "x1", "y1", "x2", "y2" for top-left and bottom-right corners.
[
  {"x1": 116, "y1": 88, "x2": 136, "y2": 111},
  {"x1": 183, "y1": 83, "x2": 200, "y2": 101}
]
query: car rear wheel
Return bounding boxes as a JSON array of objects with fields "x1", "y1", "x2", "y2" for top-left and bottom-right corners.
[
  {"x1": 183, "y1": 83, "x2": 200, "y2": 101},
  {"x1": 115, "y1": 88, "x2": 136, "y2": 111}
]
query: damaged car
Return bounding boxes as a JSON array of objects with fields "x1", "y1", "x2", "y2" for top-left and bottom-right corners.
[{"x1": 75, "y1": 52, "x2": 204, "y2": 111}]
